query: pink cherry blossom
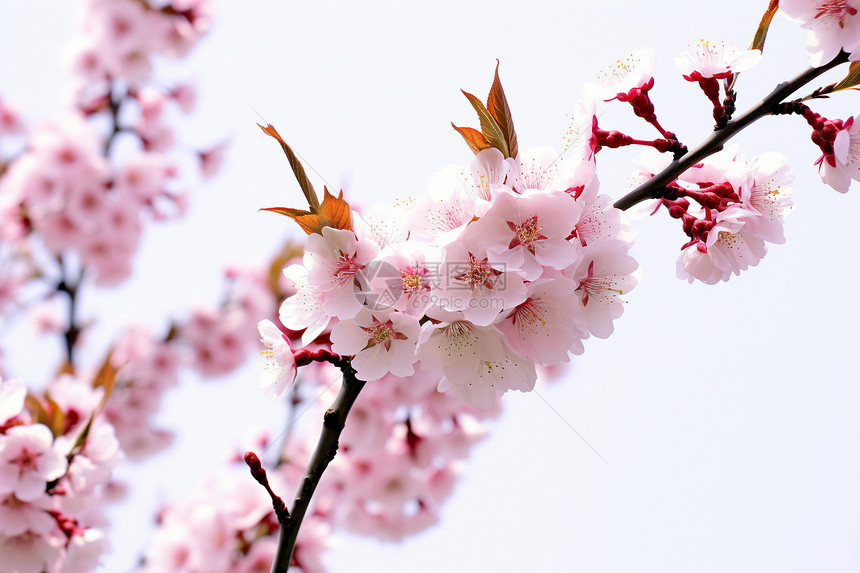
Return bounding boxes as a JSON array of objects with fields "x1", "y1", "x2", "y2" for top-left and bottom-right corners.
[
  {"x1": 511, "y1": 145, "x2": 578, "y2": 194},
  {"x1": 417, "y1": 321, "x2": 536, "y2": 408},
  {"x1": 0, "y1": 425, "x2": 68, "y2": 502},
  {"x1": 279, "y1": 265, "x2": 331, "y2": 346},
  {"x1": 466, "y1": 147, "x2": 519, "y2": 201},
  {"x1": 64, "y1": 528, "x2": 109, "y2": 573},
  {"x1": 0, "y1": 97, "x2": 25, "y2": 136},
  {"x1": 567, "y1": 240, "x2": 639, "y2": 338},
  {"x1": 368, "y1": 241, "x2": 442, "y2": 317},
  {"x1": 675, "y1": 40, "x2": 762, "y2": 80},
  {"x1": 816, "y1": 115, "x2": 860, "y2": 192},
  {"x1": 304, "y1": 227, "x2": 380, "y2": 320},
  {"x1": 0, "y1": 493, "x2": 54, "y2": 536},
  {"x1": 591, "y1": 47, "x2": 655, "y2": 101},
  {"x1": 437, "y1": 235, "x2": 528, "y2": 326},
  {"x1": 406, "y1": 171, "x2": 488, "y2": 242},
  {"x1": 0, "y1": 530, "x2": 63, "y2": 573},
  {"x1": 781, "y1": 0, "x2": 860, "y2": 66},
  {"x1": 741, "y1": 152, "x2": 795, "y2": 243},
  {"x1": 258, "y1": 319, "x2": 297, "y2": 399},
  {"x1": 182, "y1": 308, "x2": 251, "y2": 378},
  {"x1": 331, "y1": 309, "x2": 420, "y2": 381},
  {"x1": 496, "y1": 276, "x2": 587, "y2": 364},
  {"x1": 477, "y1": 188, "x2": 582, "y2": 281},
  {"x1": 675, "y1": 205, "x2": 768, "y2": 285},
  {"x1": 565, "y1": 97, "x2": 600, "y2": 163},
  {"x1": 0, "y1": 377, "x2": 25, "y2": 425}
]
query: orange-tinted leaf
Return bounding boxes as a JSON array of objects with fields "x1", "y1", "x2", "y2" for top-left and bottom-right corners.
[
  {"x1": 451, "y1": 123, "x2": 493, "y2": 155},
  {"x1": 57, "y1": 361, "x2": 75, "y2": 376},
  {"x1": 485, "y1": 61, "x2": 518, "y2": 158},
  {"x1": 92, "y1": 350, "x2": 117, "y2": 415},
  {"x1": 832, "y1": 61, "x2": 860, "y2": 92},
  {"x1": 261, "y1": 189, "x2": 352, "y2": 235},
  {"x1": 749, "y1": 0, "x2": 779, "y2": 52},
  {"x1": 67, "y1": 416, "x2": 93, "y2": 459},
  {"x1": 267, "y1": 240, "x2": 305, "y2": 297},
  {"x1": 44, "y1": 395, "x2": 66, "y2": 438},
  {"x1": 317, "y1": 187, "x2": 353, "y2": 231},
  {"x1": 24, "y1": 394, "x2": 49, "y2": 426},
  {"x1": 260, "y1": 206, "x2": 320, "y2": 235},
  {"x1": 258, "y1": 123, "x2": 321, "y2": 212},
  {"x1": 461, "y1": 90, "x2": 509, "y2": 157}
]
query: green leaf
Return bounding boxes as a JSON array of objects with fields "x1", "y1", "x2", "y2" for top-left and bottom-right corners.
[
  {"x1": 461, "y1": 89, "x2": 510, "y2": 157},
  {"x1": 258, "y1": 123, "x2": 321, "y2": 213},
  {"x1": 451, "y1": 123, "x2": 493, "y2": 154},
  {"x1": 832, "y1": 61, "x2": 860, "y2": 92},
  {"x1": 749, "y1": 0, "x2": 779, "y2": 52},
  {"x1": 485, "y1": 61, "x2": 519, "y2": 158}
]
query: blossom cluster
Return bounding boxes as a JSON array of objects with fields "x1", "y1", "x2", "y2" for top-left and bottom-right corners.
[
  {"x1": 141, "y1": 466, "x2": 330, "y2": 573},
  {"x1": 0, "y1": 376, "x2": 120, "y2": 573},
  {"x1": 633, "y1": 148, "x2": 795, "y2": 284},
  {"x1": 266, "y1": 145, "x2": 638, "y2": 408}
]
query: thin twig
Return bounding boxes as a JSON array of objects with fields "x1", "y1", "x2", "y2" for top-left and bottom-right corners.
[
  {"x1": 269, "y1": 359, "x2": 365, "y2": 573},
  {"x1": 57, "y1": 258, "x2": 83, "y2": 366},
  {"x1": 613, "y1": 51, "x2": 850, "y2": 211}
]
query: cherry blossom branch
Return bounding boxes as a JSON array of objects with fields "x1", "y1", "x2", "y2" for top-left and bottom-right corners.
[
  {"x1": 613, "y1": 51, "x2": 850, "y2": 211},
  {"x1": 269, "y1": 353, "x2": 365, "y2": 573}
]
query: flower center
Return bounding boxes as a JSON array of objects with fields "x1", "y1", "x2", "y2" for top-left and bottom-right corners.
[
  {"x1": 11, "y1": 448, "x2": 35, "y2": 471},
  {"x1": 401, "y1": 266, "x2": 430, "y2": 296},
  {"x1": 815, "y1": 1, "x2": 857, "y2": 22},
  {"x1": 334, "y1": 253, "x2": 361, "y2": 286},
  {"x1": 361, "y1": 319, "x2": 406, "y2": 351},
  {"x1": 453, "y1": 253, "x2": 502, "y2": 291},
  {"x1": 577, "y1": 261, "x2": 623, "y2": 306},
  {"x1": 510, "y1": 297, "x2": 547, "y2": 328},
  {"x1": 508, "y1": 216, "x2": 547, "y2": 254}
]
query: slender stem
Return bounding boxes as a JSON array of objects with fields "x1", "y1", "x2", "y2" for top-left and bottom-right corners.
[
  {"x1": 613, "y1": 51, "x2": 850, "y2": 211},
  {"x1": 103, "y1": 82, "x2": 125, "y2": 157},
  {"x1": 57, "y1": 259, "x2": 83, "y2": 367},
  {"x1": 270, "y1": 361, "x2": 365, "y2": 573}
]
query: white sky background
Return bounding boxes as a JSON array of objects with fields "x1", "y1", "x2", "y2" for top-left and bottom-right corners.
[{"x1": 3, "y1": 1, "x2": 860, "y2": 572}]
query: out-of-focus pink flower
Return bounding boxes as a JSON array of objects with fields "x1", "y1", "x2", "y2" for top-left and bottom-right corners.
[
  {"x1": 0, "y1": 425, "x2": 68, "y2": 502},
  {"x1": 0, "y1": 97, "x2": 25, "y2": 136},
  {"x1": 0, "y1": 378, "x2": 26, "y2": 425},
  {"x1": 198, "y1": 143, "x2": 226, "y2": 179},
  {"x1": 0, "y1": 530, "x2": 63, "y2": 573}
]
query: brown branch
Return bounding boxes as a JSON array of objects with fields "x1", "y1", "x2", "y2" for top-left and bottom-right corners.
[
  {"x1": 269, "y1": 358, "x2": 365, "y2": 573},
  {"x1": 613, "y1": 51, "x2": 850, "y2": 211}
]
